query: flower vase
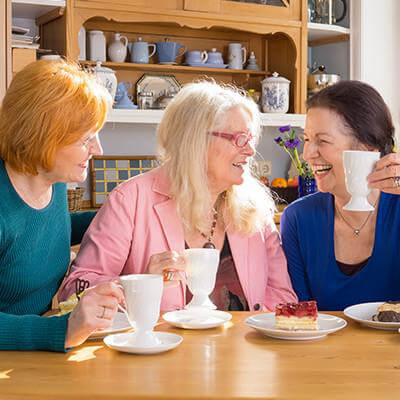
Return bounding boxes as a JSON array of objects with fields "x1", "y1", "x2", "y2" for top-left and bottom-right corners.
[{"x1": 298, "y1": 176, "x2": 317, "y2": 197}]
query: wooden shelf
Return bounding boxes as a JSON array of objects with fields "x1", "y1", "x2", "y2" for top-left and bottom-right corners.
[
  {"x1": 308, "y1": 22, "x2": 350, "y2": 47},
  {"x1": 106, "y1": 109, "x2": 306, "y2": 128},
  {"x1": 82, "y1": 61, "x2": 269, "y2": 76},
  {"x1": 12, "y1": 0, "x2": 65, "y2": 19}
]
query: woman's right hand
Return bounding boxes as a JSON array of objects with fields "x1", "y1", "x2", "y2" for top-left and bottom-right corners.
[
  {"x1": 65, "y1": 281, "x2": 124, "y2": 349},
  {"x1": 146, "y1": 251, "x2": 186, "y2": 286}
]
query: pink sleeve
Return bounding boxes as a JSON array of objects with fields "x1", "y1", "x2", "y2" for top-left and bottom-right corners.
[
  {"x1": 58, "y1": 185, "x2": 136, "y2": 301},
  {"x1": 263, "y1": 224, "x2": 298, "y2": 311}
]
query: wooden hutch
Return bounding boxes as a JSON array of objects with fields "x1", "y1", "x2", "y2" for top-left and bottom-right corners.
[{"x1": 39, "y1": 0, "x2": 308, "y2": 114}]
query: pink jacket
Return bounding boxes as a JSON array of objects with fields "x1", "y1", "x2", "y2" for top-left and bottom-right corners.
[{"x1": 59, "y1": 167, "x2": 297, "y2": 311}]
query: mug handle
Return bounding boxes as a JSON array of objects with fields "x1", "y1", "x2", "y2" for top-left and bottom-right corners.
[
  {"x1": 177, "y1": 45, "x2": 187, "y2": 58},
  {"x1": 148, "y1": 43, "x2": 156, "y2": 58},
  {"x1": 201, "y1": 50, "x2": 208, "y2": 63},
  {"x1": 241, "y1": 46, "x2": 247, "y2": 65}
]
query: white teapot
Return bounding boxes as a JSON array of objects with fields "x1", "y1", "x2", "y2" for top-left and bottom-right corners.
[{"x1": 93, "y1": 61, "x2": 117, "y2": 101}]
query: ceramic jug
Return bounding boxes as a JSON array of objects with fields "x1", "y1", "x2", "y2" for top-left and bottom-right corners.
[
  {"x1": 108, "y1": 32, "x2": 128, "y2": 63},
  {"x1": 156, "y1": 38, "x2": 186, "y2": 64},
  {"x1": 228, "y1": 43, "x2": 247, "y2": 70},
  {"x1": 128, "y1": 37, "x2": 156, "y2": 64},
  {"x1": 93, "y1": 61, "x2": 117, "y2": 101},
  {"x1": 88, "y1": 30, "x2": 106, "y2": 62}
]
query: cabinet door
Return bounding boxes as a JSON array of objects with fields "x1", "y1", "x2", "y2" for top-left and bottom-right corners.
[
  {"x1": 0, "y1": 0, "x2": 11, "y2": 102},
  {"x1": 184, "y1": 0, "x2": 301, "y2": 21}
]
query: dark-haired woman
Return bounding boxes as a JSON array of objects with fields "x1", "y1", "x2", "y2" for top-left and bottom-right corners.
[{"x1": 281, "y1": 80, "x2": 400, "y2": 311}]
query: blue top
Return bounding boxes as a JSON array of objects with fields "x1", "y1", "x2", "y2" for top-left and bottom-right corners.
[
  {"x1": 281, "y1": 191, "x2": 400, "y2": 311},
  {"x1": 0, "y1": 159, "x2": 95, "y2": 351}
]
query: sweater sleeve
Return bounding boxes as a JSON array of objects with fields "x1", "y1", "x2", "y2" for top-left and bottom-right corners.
[
  {"x1": 280, "y1": 206, "x2": 313, "y2": 301},
  {"x1": 70, "y1": 211, "x2": 96, "y2": 246},
  {"x1": 0, "y1": 312, "x2": 69, "y2": 352}
]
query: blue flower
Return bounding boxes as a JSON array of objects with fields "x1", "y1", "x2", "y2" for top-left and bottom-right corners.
[
  {"x1": 279, "y1": 125, "x2": 291, "y2": 133},
  {"x1": 274, "y1": 136, "x2": 283, "y2": 145},
  {"x1": 284, "y1": 138, "x2": 300, "y2": 149}
]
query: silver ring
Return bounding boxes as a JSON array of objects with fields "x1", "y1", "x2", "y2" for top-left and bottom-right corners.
[
  {"x1": 394, "y1": 176, "x2": 400, "y2": 188},
  {"x1": 100, "y1": 306, "x2": 106, "y2": 319}
]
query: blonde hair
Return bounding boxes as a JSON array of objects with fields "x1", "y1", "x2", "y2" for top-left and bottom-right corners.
[
  {"x1": 0, "y1": 59, "x2": 111, "y2": 175},
  {"x1": 157, "y1": 81, "x2": 275, "y2": 235}
]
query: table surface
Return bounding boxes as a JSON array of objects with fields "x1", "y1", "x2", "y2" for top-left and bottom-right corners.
[{"x1": 1, "y1": 312, "x2": 399, "y2": 400}]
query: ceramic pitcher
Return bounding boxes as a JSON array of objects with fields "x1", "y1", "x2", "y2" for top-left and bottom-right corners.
[
  {"x1": 108, "y1": 32, "x2": 128, "y2": 63},
  {"x1": 228, "y1": 43, "x2": 247, "y2": 70},
  {"x1": 156, "y1": 38, "x2": 186, "y2": 64},
  {"x1": 128, "y1": 37, "x2": 156, "y2": 64}
]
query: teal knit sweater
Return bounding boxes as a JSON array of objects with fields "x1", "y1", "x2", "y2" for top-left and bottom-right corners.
[{"x1": 0, "y1": 160, "x2": 95, "y2": 351}]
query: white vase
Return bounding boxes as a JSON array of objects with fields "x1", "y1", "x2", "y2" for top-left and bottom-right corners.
[
  {"x1": 108, "y1": 32, "x2": 128, "y2": 63},
  {"x1": 88, "y1": 30, "x2": 106, "y2": 62},
  {"x1": 93, "y1": 61, "x2": 117, "y2": 102},
  {"x1": 261, "y1": 72, "x2": 290, "y2": 114}
]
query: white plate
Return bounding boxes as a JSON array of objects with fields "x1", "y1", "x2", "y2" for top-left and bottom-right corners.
[
  {"x1": 245, "y1": 313, "x2": 347, "y2": 341},
  {"x1": 344, "y1": 302, "x2": 400, "y2": 331},
  {"x1": 89, "y1": 312, "x2": 132, "y2": 339},
  {"x1": 163, "y1": 309, "x2": 232, "y2": 329},
  {"x1": 104, "y1": 331, "x2": 183, "y2": 354}
]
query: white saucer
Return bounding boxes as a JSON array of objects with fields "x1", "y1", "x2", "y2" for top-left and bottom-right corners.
[
  {"x1": 245, "y1": 313, "x2": 347, "y2": 341},
  {"x1": 184, "y1": 62, "x2": 228, "y2": 69},
  {"x1": 104, "y1": 331, "x2": 183, "y2": 354},
  {"x1": 344, "y1": 302, "x2": 400, "y2": 330},
  {"x1": 89, "y1": 312, "x2": 131, "y2": 339},
  {"x1": 163, "y1": 309, "x2": 232, "y2": 329}
]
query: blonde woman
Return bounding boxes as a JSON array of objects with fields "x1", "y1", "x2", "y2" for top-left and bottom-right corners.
[
  {"x1": 60, "y1": 81, "x2": 297, "y2": 311},
  {"x1": 0, "y1": 60, "x2": 123, "y2": 352}
]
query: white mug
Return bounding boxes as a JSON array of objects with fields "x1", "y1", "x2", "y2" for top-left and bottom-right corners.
[
  {"x1": 88, "y1": 30, "x2": 106, "y2": 62},
  {"x1": 342, "y1": 150, "x2": 380, "y2": 211},
  {"x1": 119, "y1": 274, "x2": 163, "y2": 347}
]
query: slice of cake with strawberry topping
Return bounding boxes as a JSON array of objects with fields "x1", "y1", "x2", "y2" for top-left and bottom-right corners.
[{"x1": 275, "y1": 301, "x2": 318, "y2": 330}]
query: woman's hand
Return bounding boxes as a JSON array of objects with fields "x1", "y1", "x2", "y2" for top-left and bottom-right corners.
[
  {"x1": 368, "y1": 152, "x2": 400, "y2": 194},
  {"x1": 65, "y1": 281, "x2": 124, "y2": 348},
  {"x1": 146, "y1": 251, "x2": 186, "y2": 286}
]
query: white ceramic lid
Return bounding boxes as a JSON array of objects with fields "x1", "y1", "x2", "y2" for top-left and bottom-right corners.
[
  {"x1": 262, "y1": 72, "x2": 290, "y2": 84},
  {"x1": 94, "y1": 61, "x2": 115, "y2": 74}
]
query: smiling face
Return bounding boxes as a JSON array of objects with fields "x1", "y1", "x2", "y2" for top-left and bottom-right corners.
[
  {"x1": 303, "y1": 107, "x2": 361, "y2": 198},
  {"x1": 46, "y1": 130, "x2": 103, "y2": 184},
  {"x1": 207, "y1": 106, "x2": 255, "y2": 195}
]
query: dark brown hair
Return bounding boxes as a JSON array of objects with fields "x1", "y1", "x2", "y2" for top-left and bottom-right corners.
[{"x1": 307, "y1": 80, "x2": 395, "y2": 155}]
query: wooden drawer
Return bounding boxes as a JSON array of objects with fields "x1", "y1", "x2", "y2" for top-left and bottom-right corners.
[{"x1": 12, "y1": 48, "x2": 36, "y2": 74}]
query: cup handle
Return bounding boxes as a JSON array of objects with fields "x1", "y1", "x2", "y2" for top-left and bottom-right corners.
[
  {"x1": 148, "y1": 44, "x2": 156, "y2": 58},
  {"x1": 242, "y1": 46, "x2": 247, "y2": 65},
  {"x1": 201, "y1": 50, "x2": 208, "y2": 63},
  {"x1": 177, "y1": 45, "x2": 187, "y2": 58},
  {"x1": 121, "y1": 35, "x2": 129, "y2": 48}
]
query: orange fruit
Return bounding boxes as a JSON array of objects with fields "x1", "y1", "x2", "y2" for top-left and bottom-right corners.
[
  {"x1": 271, "y1": 178, "x2": 288, "y2": 188},
  {"x1": 287, "y1": 177, "x2": 299, "y2": 187}
]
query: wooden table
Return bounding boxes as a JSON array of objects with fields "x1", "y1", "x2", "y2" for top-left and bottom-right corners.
[{"x1": 1, "y1": 312, "x2": 400, "y2": 400}]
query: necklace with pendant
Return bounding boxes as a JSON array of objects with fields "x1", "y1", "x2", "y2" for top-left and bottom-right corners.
[
  {"x1": 201, "y1": 208, "x2": 218, "y2": 249},
  {"x1": 335, "y1": 198, "x2": 378, "y2": 237}
]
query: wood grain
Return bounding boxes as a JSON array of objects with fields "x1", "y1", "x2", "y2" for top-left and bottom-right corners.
[{"x1": 0, "y1": 312, "x2": 399, "y2": 399}]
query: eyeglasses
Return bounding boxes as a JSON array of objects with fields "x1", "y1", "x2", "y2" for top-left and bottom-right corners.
[{"x1": 210, "y1": 131, "x2": 256, "y2": 148}]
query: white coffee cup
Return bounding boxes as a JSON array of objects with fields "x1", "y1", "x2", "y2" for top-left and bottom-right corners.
[
  {"x1": 119, "y1": 274, "x2": 163, "y2": 347},
  {"x1": 342, "y1": 150, "x2": 380, "y2": 211},
  {"x1": 184, "y1": 248, "x2": 219, "y2": 310}
]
